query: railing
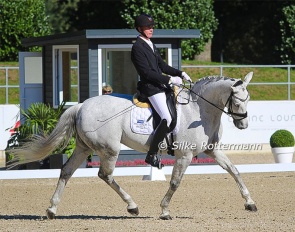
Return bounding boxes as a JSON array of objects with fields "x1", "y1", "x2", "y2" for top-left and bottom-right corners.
[
  {"x1": 1, "y1": 65, "x2": 295, "y2": 103},
  {"x1": 182, "y1": 64, "x2": 295, "y2": 100},
  {"x1": 0, "y1": 67, "x2": 19, "y2": 104},
  {"x1": 0, "y1": 66, "x2": 78, "y2": 104}
]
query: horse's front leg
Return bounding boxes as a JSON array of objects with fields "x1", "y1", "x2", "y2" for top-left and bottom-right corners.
[
  {"x1": 205, "y1": 149, "x2": 257, "y2": 211},
  {"x1": 98, "y1": 154, "x2": 139, "y2": 216},
  {"x1": 160, "y1": 152, "x2": 193, "y2": 220}
]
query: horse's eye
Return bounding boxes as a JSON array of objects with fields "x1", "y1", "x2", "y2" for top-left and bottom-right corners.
[{"x1": 234, "y1": 102, "x2": 240, "y2": 107}]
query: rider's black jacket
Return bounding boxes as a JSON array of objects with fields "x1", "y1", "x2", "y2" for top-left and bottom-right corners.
[{"x1": 131, "y1": 37, "x2": 182, "y2": 97}]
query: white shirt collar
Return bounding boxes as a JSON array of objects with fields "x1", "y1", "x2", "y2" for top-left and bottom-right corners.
[{"x1": 139, "y1": 36, "x2": 154, "y2": 52}]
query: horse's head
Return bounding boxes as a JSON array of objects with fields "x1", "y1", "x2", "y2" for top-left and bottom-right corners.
[{"x1": 227, "y1": 72, "x2": 253, "y2": 129}]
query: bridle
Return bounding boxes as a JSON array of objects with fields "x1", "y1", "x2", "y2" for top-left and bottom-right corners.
[
  {"x1": 177, "y1": 81, "x2": 249, "y2": 121},
  {"x1": 224, "y1": 91, "x2": 249, "y2": 121}
]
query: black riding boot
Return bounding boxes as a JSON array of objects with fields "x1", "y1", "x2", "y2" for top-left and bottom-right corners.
[{"x1": 145, "y1": 119, "x2": 169, "y2": 169}]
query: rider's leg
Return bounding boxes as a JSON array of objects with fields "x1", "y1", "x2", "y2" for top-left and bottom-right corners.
[
  {"x1": 148, "y1": 92, "x2": 172, "y2": 127},
  {"x1": 146, "y1": 92, "x2": 171, "y2": 168}
]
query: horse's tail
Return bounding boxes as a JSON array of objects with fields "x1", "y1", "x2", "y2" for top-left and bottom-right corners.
[{"x1": 7, "y1": 103, "x2": 83, "y2": 169}]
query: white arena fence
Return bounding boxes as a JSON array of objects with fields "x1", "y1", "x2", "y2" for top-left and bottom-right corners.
[{"x1": 1, "y1": 163, "x2": 295, "y2": 180}]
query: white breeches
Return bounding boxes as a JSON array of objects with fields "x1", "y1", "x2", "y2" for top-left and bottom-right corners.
[{"x1": 148, "y1": 92, "x2": 172, "y2": 127}]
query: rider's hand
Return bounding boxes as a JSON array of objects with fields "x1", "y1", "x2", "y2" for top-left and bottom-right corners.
[
  {"x1": 169, "y1": 76, "x2": 182, "y2": 86},
  {"x1": 182, "y1": 72, "x2": 192, "y2": 82}
]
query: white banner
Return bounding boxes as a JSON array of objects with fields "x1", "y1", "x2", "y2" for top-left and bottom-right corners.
[
  {"x1": 0, "y1": 105, "x2": 19, "y2": 150},
  {"x1": 221, "y1": 101, "x2": 295, "y2": 144}
]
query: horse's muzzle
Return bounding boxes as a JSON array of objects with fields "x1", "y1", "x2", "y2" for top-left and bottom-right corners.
[{"x1": 234, "y1": 119, "x2": 248, "y2": 129}]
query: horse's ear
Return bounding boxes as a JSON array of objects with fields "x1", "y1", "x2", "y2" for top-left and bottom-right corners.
[{"x1": 243, "y1": 72, "x2": 253, "y2": 86}]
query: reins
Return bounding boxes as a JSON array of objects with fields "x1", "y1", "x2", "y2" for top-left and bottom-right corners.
[{"x1": 178, "y1": 81, "x2": 248, "y2": 120}]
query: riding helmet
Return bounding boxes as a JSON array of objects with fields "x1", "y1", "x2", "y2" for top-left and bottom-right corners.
[{"x1": 134, "y1": 13, "x2": 155, "y2": 28}]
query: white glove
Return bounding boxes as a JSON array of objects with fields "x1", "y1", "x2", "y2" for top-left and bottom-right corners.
[
  {"x1": 182, "y1": 72, "x2": 192, "y2": 82},
  {"x1": 169, "y1": 76, "x2": 182, "y2": 86}
]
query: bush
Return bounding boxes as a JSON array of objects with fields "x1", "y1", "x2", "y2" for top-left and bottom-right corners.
[
  {"x1": 270, "y1": 129, "x2": 295, "y2": 148},
  {"x1": 6, "y1": 102, "x2": 75, "y2": 160}
]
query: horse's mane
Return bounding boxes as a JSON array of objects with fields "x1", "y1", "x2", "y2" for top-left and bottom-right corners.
[
  {"x1": 194, "y1": 75, "x2": 236, "y2": 86},
  {"x1": 187, "y1": 76, "x2": 239, "y2": 100},
  {"x1": 179, "y1": 75, "x2": 240, "y2": 101}
]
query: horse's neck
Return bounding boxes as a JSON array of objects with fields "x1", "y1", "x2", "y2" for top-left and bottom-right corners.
[{"x1": 193, "y1": 78, "x2": 232, "y2": 108}]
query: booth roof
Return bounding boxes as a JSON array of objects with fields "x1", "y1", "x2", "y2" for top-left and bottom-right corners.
[{"x1": 22, "y1": 29, "x2": 200, "y2": 47}]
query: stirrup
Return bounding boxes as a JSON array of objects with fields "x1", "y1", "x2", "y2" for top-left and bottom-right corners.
[{"x1": 145, "y1": 154, "x2": 164, "y2": 169}]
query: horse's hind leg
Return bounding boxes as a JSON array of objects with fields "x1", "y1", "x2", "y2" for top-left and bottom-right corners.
[
  {"x1": 46, "y1": 143, "x2": 91, "y2": 219},
  {"x1": 205, "y1": 149, "x2": 257, "y2": 211},
  {"x1": 98, "y1": 153, "x2": 139, "y2": 216}
]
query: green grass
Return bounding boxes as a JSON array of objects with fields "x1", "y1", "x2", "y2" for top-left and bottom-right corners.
[
  {"x1": 0, "y1": 62, "x2": 19, "y2": 67},
  {"x1": 1, "y1": 61, "x2": 295, "y2": 103}
]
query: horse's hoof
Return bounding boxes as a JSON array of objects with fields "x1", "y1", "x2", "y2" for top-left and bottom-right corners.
[
  {"x1": 245, "y1": 204, "x2": 257, "y2": 212},
  {"x1": 159, "y1": 214, "x2": 172, "y2": 220},
  {"x1": 127, "y1": 207, "x2": 139, "y2": 216},
  {"x1": 46, "y1": 209, "x2": 55, "y2": 219}
]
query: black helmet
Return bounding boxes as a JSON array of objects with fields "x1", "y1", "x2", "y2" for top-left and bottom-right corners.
[{"x1": 134, "y1": 13, "x2": 155, "y2": 28}]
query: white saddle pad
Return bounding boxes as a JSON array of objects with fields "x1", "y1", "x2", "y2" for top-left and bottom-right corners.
[{"x1": 130, "y1": 106, "x2": 181, "y2": 135}]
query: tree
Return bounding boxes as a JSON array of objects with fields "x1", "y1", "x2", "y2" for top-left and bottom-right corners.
[
  {"x1": 212, "y1": 0, "x2": 294, "y2": 65},
  {"x1": 45, "y1": 0, "x2": 79, "y2": 34},
  {"x1": 121, "y1": 0, "x2": 218, "y2": 59},
  {"x1": 279, "y1": 5, "x2": 295, "y2": 64},
  {"x1": 45, "y1": 0, "x2": 128, "y2": 34},
  {"x1": 0, "y1": 0, "x2": 51, "y2": 61}
]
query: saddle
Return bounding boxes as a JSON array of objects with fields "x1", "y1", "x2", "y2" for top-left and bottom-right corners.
[
  {"x1": 133, "y1": 88, "x2": 177, "y2": 132},
  {"x1": 133, "y1": 88, "x2": 178, "y2": 156}
]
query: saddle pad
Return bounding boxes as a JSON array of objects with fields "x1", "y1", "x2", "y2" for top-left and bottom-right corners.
[
  {"x1": 130, "y1": 105, "x2": 181, "y2": 135},
  {"x1": 131, "y1": 107, "x2": 154, "y2": 134}
]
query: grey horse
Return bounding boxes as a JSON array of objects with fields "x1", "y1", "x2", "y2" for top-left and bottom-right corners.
[{"x1": 8, "y1": 72, "x2": 257, "y2": 220}]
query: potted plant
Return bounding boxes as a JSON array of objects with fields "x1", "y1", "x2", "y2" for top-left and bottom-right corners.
[
  {"x1": 270, "y1": 129, "x2": 295, "y2": 163},
  {"x1": 5, "y1": 102, "x2": 85, "y2": 169}
]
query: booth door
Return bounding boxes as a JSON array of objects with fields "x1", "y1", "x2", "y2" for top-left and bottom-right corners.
[{"x1": 19, "y1": 52, "x2": 43, "y2": 111}]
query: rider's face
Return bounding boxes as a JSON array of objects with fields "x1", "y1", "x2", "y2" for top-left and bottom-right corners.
[{"x1": 140, "y1": 26, "x2": 154, "y2": 39}]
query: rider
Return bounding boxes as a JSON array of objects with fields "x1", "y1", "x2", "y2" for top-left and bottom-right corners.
[{"x1": 131, "y1": 13, "x2": 192, "y2": 168}]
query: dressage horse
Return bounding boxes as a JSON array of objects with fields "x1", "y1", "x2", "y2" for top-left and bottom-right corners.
[{"x1": 8, "y1": 72, "x2": 257, "y2": 220}]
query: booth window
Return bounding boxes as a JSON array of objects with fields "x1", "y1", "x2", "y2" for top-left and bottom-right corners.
[
  {"x1": 53, "y1": 45, "x2": 79, "y2": 107},
  {"x1": 98, "y1": 44, "x2": 171, "y2": 95}
]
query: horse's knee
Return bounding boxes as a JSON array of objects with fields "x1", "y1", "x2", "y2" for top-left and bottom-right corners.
[
  {"x1": 98, "y1": 171, "x2": 106, "y2": 180},
  {"x1": 98, "y1": 171, "x2": 113, "y2": 184},
  {"x1": 170, "y1": 179, "x2": 180, "y2": 191}
]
